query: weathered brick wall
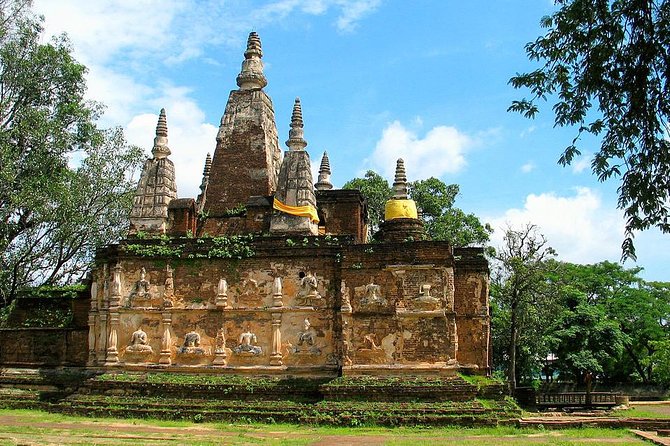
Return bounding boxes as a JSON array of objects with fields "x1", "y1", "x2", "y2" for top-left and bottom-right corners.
[
  {"x1": 88, "y1": 237, "x2": 490, "y2": 374},
  {"x1": 316, "y1": 190, "x2": 368, "y2": 242},
  {"x1": 0, "y1": 328, "x2": 88, "y2": 365},
  {"x1": 92, "y1": 239, "x2": 341, "y2": 368}
]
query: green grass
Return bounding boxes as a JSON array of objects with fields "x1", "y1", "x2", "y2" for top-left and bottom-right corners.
[
  {"x1": 0, "y1": 408, "x2": 648, "y2": 445},
  {"x1": 613, "y1": 405, "x2": 670, "y2": 419}
]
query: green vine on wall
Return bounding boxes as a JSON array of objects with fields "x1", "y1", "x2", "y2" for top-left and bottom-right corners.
[
  {"x1": 124, "y1": 234, "x2": 256, "y2": 259},
  {"x1": 124, "y1": 236, "x2": 185, "y2": 258},
  {"x1": 207, "y1": 234, "x2": 255, "y2": 259}
]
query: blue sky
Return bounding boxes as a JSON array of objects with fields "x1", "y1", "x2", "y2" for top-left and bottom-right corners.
[{"x1": 34, "y1": 0, "x2": 669, "y2": 281}]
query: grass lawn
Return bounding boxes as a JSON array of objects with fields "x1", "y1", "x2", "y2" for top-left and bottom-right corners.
[
  {"x1": 0, "y1": 408, "x2": 649, "y2": 445},
  {"x1": 614, "y1": 403, "x2": 670, "y2": 419}
]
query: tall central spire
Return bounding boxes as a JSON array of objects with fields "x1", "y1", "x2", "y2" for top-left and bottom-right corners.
[
  {"x1": 236, "y1": 32, "x2": 267, "y2": 90},
  {"x1": 203, "y1": 31, "x2": 282, "y2": 221}
]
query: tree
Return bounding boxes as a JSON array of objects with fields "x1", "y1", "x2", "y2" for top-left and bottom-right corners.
[
  {"x1": 343, "y1": 171, "x2": 492, "y2": 246},
  {"x1": 509, "y1": 0, "x2": 670, "y2": 260},
  {"x1": 342, "y1": 171, "x2": 392, "y2": 235},
  {"x1": 543, "y1": 262, "x2": 669, "y2": 384},
  {"x1": 490, "y1": 224, "x2": 557, "y2": 390},
  {"x1": 0, "y1": 5, "x2": 142, "y2": 305},
  {"x1": 409, "y1": 178, "x2": 492, "y2": 246}
]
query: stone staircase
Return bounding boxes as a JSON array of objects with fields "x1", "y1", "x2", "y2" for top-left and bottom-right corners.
[{"x1": 0, "y1": 368, "x2": 520, "y2": 427}]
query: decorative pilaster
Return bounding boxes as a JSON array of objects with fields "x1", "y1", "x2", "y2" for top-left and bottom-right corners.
[
  {"x1": 216, "y1": 278, "x2": 228, "y2": 308},
  {"x1": 109, "y1": 264, "x2": 122, "y2": 308},
  {"x1": 272, "y1": 276, "x2": 283, "y2": 307},
  {"x1": 159, "y1": 312, "x2": 173, "y2": 365},
  {"x1": 87, "y1": 281, "x2": 98, "y2": 365},
  {"x1": 270, "y1": 313, "x2": 283, "y2": 366},
  {"x1": 105, "y1": 314, "x2": 119, "y2": 364},
  {"x1": 314, "y1": 151, "x2": 333, "y2": 190},
  {"x1": 105, "y1": 265, "x2": 122, "y2": 364},
  {"x1": 98, "y1": 313, "x2": 107, "y2": 365},
  {"x1": 213, "y1": 327, "x2": 228, "y2": 366}
]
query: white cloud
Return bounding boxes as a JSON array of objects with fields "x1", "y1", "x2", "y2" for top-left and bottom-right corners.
[
  {"x1": 486, "y1": 188, "x2": 625, "y2": 264},
  {"x1": 571, "y1": 153, "x2": 592, "y2": 174},
  {"x1": 369, "y1": 120, "x2": 473, "y2": 179},
  {"x1": 334, "y1": 0, "x2": 382, "y2": 31},
  {"x1": 520, "y1": 125, "x2": 536, "y2": 138},
  {"x1": 520, "y1": 162, "x2": 535, "y2": 173}
]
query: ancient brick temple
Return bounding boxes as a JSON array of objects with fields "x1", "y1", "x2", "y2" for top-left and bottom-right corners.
[{"x1": 89, "y1": 32, "x2": 491, "y2": 377}]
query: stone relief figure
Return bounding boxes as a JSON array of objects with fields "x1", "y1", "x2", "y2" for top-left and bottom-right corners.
[
  {"x1": 414, "y1": 283, "x2": 441, "y2": 310},
  {"x1": 341, "y1": 280, "x2": 352, "y2": 313},
  {"x1": 362, "y1": 333, "x2": 382, "y2": 350},
  {"x1": 213, "y1": 327, "x2": 228, "y2": 365},
  {"x1": 128, "y1": 267, "x2": 152, "y2": 306},
  {"x1": 163, "y1": 265, "x2": 175, "y2": 308},
  {"x1": 215, "y1": 328, "x2": 226, "y2": 352},
  {"x1": 356, "y1": 332, "x2": 387, "y2": 364},
  {"x1": 126, "y1": 327, "x2": 153, "y2": 353},
  {"x1": 360, "y1": 279, "x2": 387, "y2": 307},
  {"x1": 178, "y1": 330, "x2": 205, "y2": 355},
  {"x1": 234, "y1": 328, "x2": 262, "y2": 355},
  {"x1": 295, "y1": 272, "x2": 323, "y2": 307},
  {"x1": 292, "y1": 318, "x2": 321, "y2": 355}
]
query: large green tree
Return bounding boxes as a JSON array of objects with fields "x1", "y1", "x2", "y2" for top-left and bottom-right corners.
[
  {"x1": 0, "y1": 4, "x2": 142, "y2": 305},
  {"x1": 509, "y1": 0, "x2": 670, "y2": 260},
  {"x1": 546, "y1": 262, "x2": 670, "y2": 384},
  {"x1": 342, "y1": 171, "x2": 492, "y2": 246},
  {"x1": 490, "y1": 224, "x2": 558, "y2": 390}
]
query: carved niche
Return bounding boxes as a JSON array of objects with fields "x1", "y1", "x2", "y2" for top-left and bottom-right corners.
[
  {"x1": 123, "y1": 327, "x2": 154, "y2": 364},
  {"x1": 128, "y1": 267, "x2": 152, "y2": 307},
  {"x1": 359, "y1": 279, "x2": 387, "y2": 309},
  {"x1": 355, "y1": 332, "x2": 387, "y2": 364},
  {"x1": 178, "y1": 330, "x2": 206, "y2": 356},
  {"x1": 295, "y1": 272, "x2": 323, "y2": 307},
  {"x1": 291, "y1": 318, "x2": 321, "y2": 355},
  {"x1": 233, "y1": 329, "x2": 263, "y2": 356}
]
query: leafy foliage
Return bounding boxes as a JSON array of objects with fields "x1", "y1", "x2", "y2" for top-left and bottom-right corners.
[
  {"x1": 509, "y1": 0, "x2": 670, "y2": 260},
  {"x1": 490, "y1": 224, "x2": 557, "y2": 389},
  {"x1": 343, "y1": 171, "x2": 491, "y2": 246},
  {"x1": 0, "y1": 6, "x2": 143, "y2": 305},
  {"x1": 342, "y1": 171, "x2": 392, "y2": 234},
  {"x1": 492, "y1": 242, "x2": 670, "y2": 385}
]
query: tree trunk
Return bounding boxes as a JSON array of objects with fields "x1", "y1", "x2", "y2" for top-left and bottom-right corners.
[{"x1": 509, "y1": 302, "x2": 518, "y2": 391}]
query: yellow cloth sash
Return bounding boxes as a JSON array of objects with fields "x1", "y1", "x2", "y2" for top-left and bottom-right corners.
[
  {"x1": 384, "y1": 199, "x2": 418, "y2": 220},
  {"x1": 273, "y1": 197, "x2": 320, "y2": 223}
]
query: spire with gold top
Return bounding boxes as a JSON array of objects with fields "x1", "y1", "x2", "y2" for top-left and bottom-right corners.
[{"x1": 385, "y1": 158, "x2": 418, "y2": 220}]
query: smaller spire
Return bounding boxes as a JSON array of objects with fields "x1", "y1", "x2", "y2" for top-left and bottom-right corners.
[
  {"x1": 152, "y1": 108, "x2": 170, "y2": 159},
  {"x1": 203, "y1": 152, "x2": 212, "y2": 178},
  {"x1": 315, "y1": 151, "x2": 333, "y2": 190},
  {"x1": 197, "y1": 152, "x2": 212, "y2": 213},
  {"x1": 236, "y1": 32, "x2": 268, "y2": 90},
  {"x1": 392, "y1": 158, "x2": 408, "y2": 199},
  {"x1": 286, "y1": 98, "x2": 307, "y2": 151}
]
